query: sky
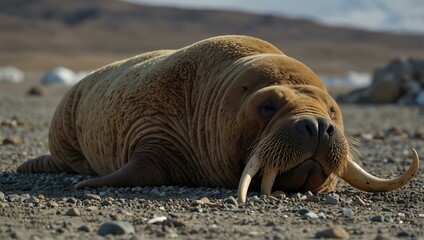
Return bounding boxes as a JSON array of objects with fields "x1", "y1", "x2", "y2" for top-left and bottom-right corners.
[{"x1": 125, "y1": 0, "x2": 424, "y2": 35}]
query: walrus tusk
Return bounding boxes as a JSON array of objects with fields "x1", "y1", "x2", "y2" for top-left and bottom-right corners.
[
  {"x1": 237, "y1": 155, "x2": 262, "y2": 204},
  {"x1": 341, "y1": 148, "x2": 420, "y2": 192},
  {"x1": 261, "y1": 168, "x2": 279, "y2": 196}
]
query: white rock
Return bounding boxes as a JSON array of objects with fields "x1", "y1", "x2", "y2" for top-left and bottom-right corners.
[
  {"x1": 41, "y1": 67, "x2": 75, "y2": 86},
  {"x1": 147, "y1": 216, "x2": 167, "y2": 224},
  {"x1": 0, "y1": 66, "x2": 24, "y2": 83}
]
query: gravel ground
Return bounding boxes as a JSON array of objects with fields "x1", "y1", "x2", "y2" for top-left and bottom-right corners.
[{"x1": 0, "y1": 77, "x2": 423, "y2": 240}]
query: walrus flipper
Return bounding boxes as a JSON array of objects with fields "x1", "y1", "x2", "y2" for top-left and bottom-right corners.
[
  {"x1": 17, "y1": 155, "x2": 64, "y2": 173},
  {"x1": 74, "y1": 159, "x2": 167, "y2": 190}
]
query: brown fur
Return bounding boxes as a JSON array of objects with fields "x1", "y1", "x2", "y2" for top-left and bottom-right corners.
[{"x1": 17, "y1": 35, "x2": 349, "y2": 192}]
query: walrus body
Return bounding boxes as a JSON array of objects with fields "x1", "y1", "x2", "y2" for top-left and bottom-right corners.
[{"x1": 18, "y1": 36, "x2": 419, "y2": 202}]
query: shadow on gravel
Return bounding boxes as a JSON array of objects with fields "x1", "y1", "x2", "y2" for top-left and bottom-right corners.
[{"x1": 0, "y1": 171, "x2": 238, "y2": 201}]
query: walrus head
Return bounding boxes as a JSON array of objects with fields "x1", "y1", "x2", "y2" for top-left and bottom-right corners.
[{"x1": 227, "y1": 54, "x2": 420, "y2": 203}]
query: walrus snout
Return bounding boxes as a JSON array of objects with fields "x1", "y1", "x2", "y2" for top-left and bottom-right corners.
[
  {"x1": 295, "y1": 116, "x2": 336, "y2": 156},
  {"x1": 273, "y1": 159, "x2": 326, "y2": 193}
]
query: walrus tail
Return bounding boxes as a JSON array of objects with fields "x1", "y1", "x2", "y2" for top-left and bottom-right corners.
[{"x1": 17, "y1": 155, "x2": 63, "y2": 173}]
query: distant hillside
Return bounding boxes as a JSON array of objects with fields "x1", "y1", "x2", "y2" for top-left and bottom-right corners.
[{"x1": 1, "y1": 0, "x2": 424, "y2": 75}]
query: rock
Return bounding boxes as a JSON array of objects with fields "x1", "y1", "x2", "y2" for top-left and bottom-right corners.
[
  {"x1": 271, "y1": 191, "x2": 286, "y2": 199},
  {"x1": 78, "y1": 225, "x2": 93, "y2": 232},
  {"x1": 0, "y1": 66, "x2": 24, "y2": 83},
  {"x1": 1, "y1": 118, "x2": 17, "y2": 127},
  {"x1": 338, "y1": 57, "x2": 424, "y2": 105},
  {"x1": 47, "y1": 200, "x2": 59, "y2": 208},
  {"x1": 3, "y1": 136, "x2": 23, "y2": 145},
  {"x1": 341, "y1": 208, "x2": 354, "y2": 218},
  {"x1": 325, "y1": 194, "x2": 340, "y2": 205},
  {"x1": 192, "y1": 197, "x2": 210, "y2": 206},
  {"x1": 147, "y1": 216, "x2": 167, "y2": 224},
  {"x1": 26, "y1": 196, "x2": 39, "y2": 204},
  {"x1": 97, "y1": 221, "x2": 135, "y2": 236},
  {"x1": 67, "y1": 197, "x2": 78, "y2": 204},
  {"x1": 10, "y1": 229, "x2": 30, "y2": 240},
  {"x1": 416, "y1": 91, "x2": 424, "y2": 105},
  {"x1": 87, "y1": 206, "x2": 98, "y2": 211},
  {"x1": 315, "y1": 226, "x2": 350, "y2": 239},
  {"x1": 85, "y1": 194, "x2": 101, "y2": 201},
  {"x1": 101, "y1": 200, "x2": 112, "y2": 206},
  {"x1": 367, "y1": 72, "x2": 401, "y2": 103},
  {"x1": 397, "y1": 231, "x2": 414, "y2": 238},
  {"x1": 65, "y1": 208, "x2": 81, "y2": 216},
  {"x1": 28, "y1": 86, "x2": 46, "y2": 96},
  {"x1": 41, "y1": 67, "x2": 75, "y2": 86},
  {"x1": 371, "y1": 215, "x2": 385, "y2": 222},
  {"x1": 317, "y1": 212, "x2": 326, "y2": 219},
  {"x1": 304, "y1": 212, "x2": 319, "y2": 219},
  {"x1": 387, "y1": 58, "x2": 414, "y2": 79},
  {"x1": 305, "y1": 195, "x2": 320, "y2": 202},
  {"x1": 398, "y1": 79, "x2": 421, "y2": 104},
  {"x1": 0, "y1": 191, "x2": 5, "y2": 200},
  {"x1": 224, "y1": 196, "x2": 238, "y2": 208},
  {"x1": 297, "y1": 209, "x2": 309, "y2": 215},
  {"x1": 0, "y1": 202, "x2": 9, "y2": 208}
]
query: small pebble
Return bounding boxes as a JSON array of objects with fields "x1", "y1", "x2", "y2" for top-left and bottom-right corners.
[
  {"x1": 86, "y1": 194, "x2": 101, "y2": 201},
  {"x1": 371, "y1": 215, "x2": 384, "y2": 222},
  {"x1": 397, "y1": 231, "x2": 413, "y2": 238},
  {"x1": 67, "y1": 197, "x2": 78, "y2": 204},
  {"x1": 97, "y1": 221, "x2": 135, "y2": 236},
  {"x1": 305, "y1": 195, "x2": 320, "y2": 202},
  {"x1": 0, "y1": 202, "x2": 9, "y2": 208},
  {"x1": 192, "y1": 197, "x2": 210, "y2": 206},
  {"x1": 65, "y1": 208, "x2": 81, "y2": 216},
  {"x1": 341, "y1": 208, "x2": 354, "y2": 218},
  {"x1": 147, "y1": 216, "x2": 167, "y2": 224},
  {"x1": 101, "y1": 200, "x2": 112, "y2": 206},
  {"x1": 47, "y1": 201, "x2": 59, "y2": 208},
  {"x1": 3, "y1": 137, "x2": 23, "y2": 145},
  {"x1": 271, "y1": 191, "x2": 286, "y2": 199},
  {"x1": 27, "y1": 196, "x2": 39, "y2": 204},
  {"x1": 304, "y1": 212, "x2": 319, "y2": 219},
  {"x1": 87, "y1": 206, "x2": 98, "y2": 211},
  {"x1": 78, "y1": 225, "x2": 92, "y2": 232},
  {"x1": 28, "y1": 85, "x2": 46, "y2": 96},
  {"x1": 298, "y1": 209, "x2": 309, "y2": 215},
  {"x1": 315, "y1": 226, "x2": 350, "y2": 239},
  {"x1": 325, "y1": 194, "x2": 340, "y2": 205},
  {"x1": 224, "y1": 196, "x2": 238, "y2": 208}
]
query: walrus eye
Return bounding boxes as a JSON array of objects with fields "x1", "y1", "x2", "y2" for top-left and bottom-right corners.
[
  {"x1": 329, "y1": 106, "x2": 336, "y2": 119},
  {"x1": 259, "y1": 102, "x2": 277, "y2": 118}
]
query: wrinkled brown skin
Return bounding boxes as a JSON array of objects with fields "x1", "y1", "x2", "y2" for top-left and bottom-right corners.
[{"x1": 17, "y1": 35, "x2": 348, "y2": 193}]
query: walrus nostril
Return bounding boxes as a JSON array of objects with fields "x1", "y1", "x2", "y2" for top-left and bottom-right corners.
[
  {"x1": 326, "y1": 122, "x2": 335, "y2": 135},
  {"x1": 317, "y1": 118, "x2": 336, "y2": 136},
  {"x1": 296, "y1": 118, "x2": 318, "y2": 139}
]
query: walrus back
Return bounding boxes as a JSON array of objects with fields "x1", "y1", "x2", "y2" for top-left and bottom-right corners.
[{"x1": 18, "y1": 50, "x2": 176, "y2": 175}]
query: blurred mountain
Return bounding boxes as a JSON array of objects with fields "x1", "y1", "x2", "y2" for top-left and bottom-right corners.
[
  {"x1": 130, "y1": 0, "x2": 424, "y2": 34},
  {"x1": 1, "y1": 0, "x2": 423, "y2": 75}
]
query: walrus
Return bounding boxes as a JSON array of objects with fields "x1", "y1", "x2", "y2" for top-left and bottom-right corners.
[{"x1": 17, "y1": 35, "x2": 419, "y2": 203}]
